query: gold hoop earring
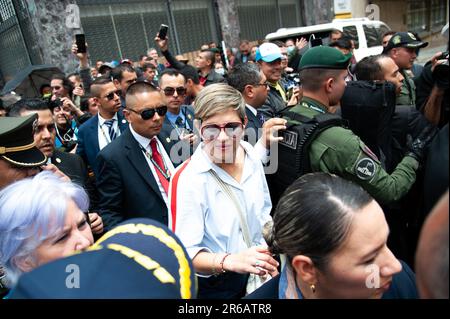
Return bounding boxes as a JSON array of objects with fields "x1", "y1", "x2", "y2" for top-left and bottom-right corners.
[{"x1": 310, "y1": 284, "x2": 316, "y2": 294}]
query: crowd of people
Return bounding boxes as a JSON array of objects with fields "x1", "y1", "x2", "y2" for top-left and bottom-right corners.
[{"x1": 0, "y1": 23, "x2": 448, "y2": 300}]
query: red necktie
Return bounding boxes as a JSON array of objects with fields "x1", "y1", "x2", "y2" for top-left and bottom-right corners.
[{"x1": 150, "y1": 138, "x2": 169, "y2": 195}]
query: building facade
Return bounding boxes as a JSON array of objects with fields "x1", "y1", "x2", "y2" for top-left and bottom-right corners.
[{"x1": 0, "y1": 0, "x2": 448, "y2": 88}]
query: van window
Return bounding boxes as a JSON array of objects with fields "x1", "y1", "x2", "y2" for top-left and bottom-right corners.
[
  {"x1": 342, "y1": 26, "x2": 359, "y2": 49},
  {"x1": 363, "y1": 25, "x2": 382, "y2": 47},
  {"x1": 378, "y1": 25, "x2": 391, "y2": 38}
]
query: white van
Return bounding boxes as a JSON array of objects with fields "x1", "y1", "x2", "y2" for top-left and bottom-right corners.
[{"x1": 265, "y1": 18, "x2": 391, "y2": 61}]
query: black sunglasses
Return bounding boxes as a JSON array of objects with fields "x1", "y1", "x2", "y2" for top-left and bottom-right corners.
[
  {"x1": 127, "y1": 105, "x2": 168, "y2": 120},
  {"x1": 103, "y1": 90, "x2": 121, "y2": 101},
  {"x1": 163, "y1": 86, "x2": 187, "y2": 96}
]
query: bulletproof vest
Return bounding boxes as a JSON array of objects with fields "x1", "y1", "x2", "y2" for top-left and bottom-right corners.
[
  {"x1": 267, "y1": 111, "x2": 343, "y2": 208},
  {"x1": 340, "y1": 81, "x2": 397, "y2": 172}
]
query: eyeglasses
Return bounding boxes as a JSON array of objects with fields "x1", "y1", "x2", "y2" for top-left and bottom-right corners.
[
  {"x1": 200, "y1": 122, "x2": 244, "y2": 141},
  {"x1": 254, "y1": 82, "x2": 269, "y2": 89},
  {"x1": 127, "y1": 105, "x2": 168, "y2": 120},
  {"x1": 103, "y1": 90, "x2": 121, "y2": 101},
  {"x1": 163, "y1": 86, "x2": 187, "y2": 96},
  {"x1": 51, "y1": 86, "x2": 62, "y2": 91}
]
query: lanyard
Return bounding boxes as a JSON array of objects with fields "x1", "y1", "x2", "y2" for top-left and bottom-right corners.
[
  {"x1": 99, "y1": 122, "x2": 116, "y2": 144},
  {"x1": 139, "y1": 144, "x2": 170, "y2": 180}
]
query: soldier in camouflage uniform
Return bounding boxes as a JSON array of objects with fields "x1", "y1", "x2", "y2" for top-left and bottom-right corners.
[
  {"x1": 383, "y1": 32, "x2": 429, "y2": 106},
  {"x1": 287, "y1": 46, "x2": 436, "y2": 204}
]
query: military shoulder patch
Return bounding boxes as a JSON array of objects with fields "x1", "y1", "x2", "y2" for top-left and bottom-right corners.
[
  {"x1": 355, "y1": 157, "x2": 377, "y2": 181},
  {"x1": 361, "y1": 144, "x2": 379, "y2": 162}
]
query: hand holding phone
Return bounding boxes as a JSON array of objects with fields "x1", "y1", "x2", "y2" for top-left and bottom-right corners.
[
  {"x1": 75, "y1": 34, "x2": 87, "y2": 53},
  {"x1": 158, "y1": 24, "x2": 169, "y2": 40}
]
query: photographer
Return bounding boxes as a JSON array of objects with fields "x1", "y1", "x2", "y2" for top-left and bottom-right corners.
[
  {"x1": 49, "y1": 97, "x2": 79, "y2": 153},
  {"x1": 415, "y1": 50, "x2": 449, "y2": 128}
]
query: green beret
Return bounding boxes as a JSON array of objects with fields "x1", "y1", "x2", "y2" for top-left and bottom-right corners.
[{"x1": 299, "y1": 46, "x2": 352, "y2": 70}]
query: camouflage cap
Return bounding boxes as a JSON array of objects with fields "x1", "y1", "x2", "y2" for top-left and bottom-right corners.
[
  {"x1": 299, "y1": 46, "x2": 352, "y2": 70},
  {"x1": 384, "y1": 32, "x2": 428, "y2": 53}
]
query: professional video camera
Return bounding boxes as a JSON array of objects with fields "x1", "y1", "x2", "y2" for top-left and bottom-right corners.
[{"x1": 433, "y1": 51, "x2": 449, "y2": 85}]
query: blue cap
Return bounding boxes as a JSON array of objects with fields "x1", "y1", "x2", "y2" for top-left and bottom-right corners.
[
  {"x1": 255, "y1": 43, "x2": 283, "y2": 62},
  {"x1": 10, "y1": 218, "x2": 197, "y2": 299}
]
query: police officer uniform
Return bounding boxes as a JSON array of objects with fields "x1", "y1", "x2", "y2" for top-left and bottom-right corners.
[
  {"x1": 0, "y1": 114, "x2": 47, "y2": 168},
  {"x1": 0, "y1": 114, "x2": 47, "y2": 297},
  {"x1": 383, "y1": 32, "x2": 429, "y2": 106},
  {"x1": 289, "y1": 46, "x2": 433, "y2": 205}
]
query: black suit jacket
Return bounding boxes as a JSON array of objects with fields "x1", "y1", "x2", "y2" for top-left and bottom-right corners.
[
  {"x1": 76, "y1": 111, "x2": 128, "y2": 176},
  {"x1": 96, "y1": 128, "x2": 170, "y2": 231},
  {"x1": 244, "y1": 106, "x2": 262, "y2": 146},
  {"x1": 158, "y1": 105, "x2": 196, "y2": 167},
  {"x1": 52, "y1": 150, "x2": 87, "y2": 187},
  {"x1": 51, "y1": 150, "x2": 100, "y2": 211}
]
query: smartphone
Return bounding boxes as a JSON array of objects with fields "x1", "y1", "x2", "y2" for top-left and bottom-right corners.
[
  {"x1": 158, "y1": 24, "x2": 169, "y2": 40},
  {"x1": 75, "y1": 34, "x2": 87, "y2": 53},
  {"x1": 310, "y1": 38, "x2": 323, "y2": 47}
]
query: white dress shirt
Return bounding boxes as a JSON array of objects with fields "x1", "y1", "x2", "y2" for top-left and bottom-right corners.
[
  {"x1": 169, "y1": 140, "x2": 272, "y2": 277},
  {"x1": 129, "y1": 125, "x2": 175, "y2": 207},
  {"x1": 98, "y1": 113, "x2": 121, "y2": 150},
  {"x1": 245, "y1": 103, "x2": 258, "y2": 117}
]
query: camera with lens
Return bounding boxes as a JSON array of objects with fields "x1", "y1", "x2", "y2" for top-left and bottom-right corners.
[
  {"x1": 433, "y1": 51, "x2": 449, "y2": 87},
  {"x1": 47, "y1": 97, "x2": 62, "y2": 111}
]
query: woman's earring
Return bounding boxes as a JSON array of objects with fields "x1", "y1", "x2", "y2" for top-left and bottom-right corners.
[{"x1": 310, "y1": 284, "x2": 316, "y2": 294}]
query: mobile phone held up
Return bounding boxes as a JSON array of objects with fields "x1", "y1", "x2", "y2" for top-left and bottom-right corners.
[
  {"x1": 158, "y1": 24, "x2": 169, "y2": 40},
  {"x1": 75, "y1": 34, "x2": 86, "y2": 53}
]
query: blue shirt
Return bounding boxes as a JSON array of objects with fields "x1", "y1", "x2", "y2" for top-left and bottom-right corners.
[{"x1": 165, "y1": 109, "x2": 191, "y2": 131}]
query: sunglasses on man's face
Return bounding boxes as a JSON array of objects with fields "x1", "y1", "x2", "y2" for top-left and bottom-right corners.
[
  {"x1": 51, "y1": 86, "x2": 62, "y2": 91},
  {"x1": 103, "y1": 90, "x2": 121, "y2": 101},
  {"x1": 163, "y1": 86, "x2": 187, "y2": 96},
  {"x1": 127, "y1": 105, "x2": 168, "y2": 120},
  {"x1": 200, "y1": 122, "x2": 244, "y2": 141}
]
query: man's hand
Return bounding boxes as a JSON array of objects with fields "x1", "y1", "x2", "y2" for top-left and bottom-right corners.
[
  {"x1": 40, "y1": 163, "x2": 71, "y2": 182},
  {"x1": 88, "y1": 212, "x2": 104, "y2": 235},
  {"x1": 60, "y1": 97, "x2": 84, "y2": 117},
  {"x1": 287, "y1": 86, "x2": 302, "y2": 107},
  {"x1": 296, "y1": 37, "x2": 308, "y2": 51},
  {"x1": 154, "y1": 34, "x2": 169, "y2": 52},
  {"x1": 71, "y1": 42, "x2": 89, "y2": 69},
  {"x1": 259, "y1": 117, "x2": 287, "y2": 149},
  {"x1": 431, "y1": 51, "x2": 446, "y2": 72},
  {"x1": 406, "y1": 124, "x2": 439, "y2": 163},
  {"x1": 180, "y1": 132, "x2": 198, "y2": 145},
  {"x1": 73, "y1": 85, "x2": 85, "y2": 97}
]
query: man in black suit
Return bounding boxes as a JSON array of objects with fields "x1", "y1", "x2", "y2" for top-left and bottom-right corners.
[
  {"x1": 76, "y1": 77, "x2": 128, "y2": 176},
  {"x1": 227, "y1": 63, "x2": 270, "y2": 146},
  {"x1": 7, "y1": 98, "x2": 104, "y2": 235},
  {"x1": 96, "y1": 82, "x2": 175, "y2": 230},
  {"x1": 157, "y1": 69, "x2": 197, "y2": 166}
]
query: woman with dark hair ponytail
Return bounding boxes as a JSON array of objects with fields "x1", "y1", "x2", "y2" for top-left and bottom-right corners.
[{"x1": 248, "y1": 173, "x2": 418, "y2": 299}]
